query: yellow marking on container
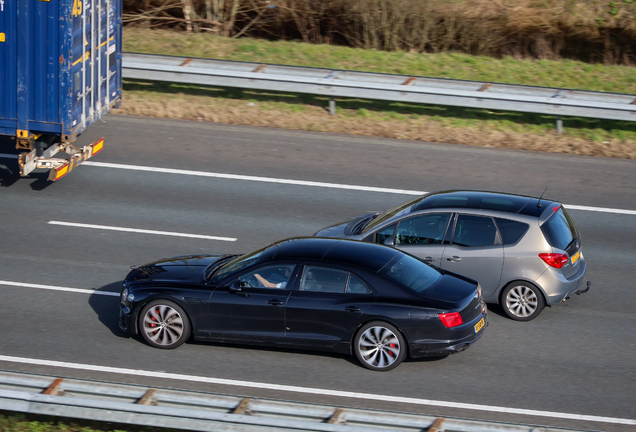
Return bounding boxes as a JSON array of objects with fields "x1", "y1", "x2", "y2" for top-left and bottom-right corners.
[
  {"x1": 0, "y1": 34, "x2": 5, "y2": 43},
  {"x1": 72, "y1": 0, "x2": 82, "y2": 17},
  {"x1": 17, "y1": 130, "x2": 29, "y2": 138},
  {"x1": 71, "y1": 51, "x2": 90, "y2": 66},
  {"x1": 101, "y1": 36, "x2": 115, "y2": 48}
]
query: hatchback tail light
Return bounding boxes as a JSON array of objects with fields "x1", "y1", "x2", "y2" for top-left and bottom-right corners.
[
  {"x1": 539, "y1": 253, "x2": 569, "y2": 268},
  {"x1": 439, "y1": 312, "x2": 464, "y2": 328}
]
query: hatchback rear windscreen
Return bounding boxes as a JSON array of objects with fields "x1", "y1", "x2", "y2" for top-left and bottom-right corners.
[{"x1": 541, "y1": 207, "x2": 578, "y2": 250}]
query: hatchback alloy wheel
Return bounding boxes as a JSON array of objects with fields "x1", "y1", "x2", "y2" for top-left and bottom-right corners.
[{"x1": 502, "y1": 282, "x2": 545, "y2": 321}]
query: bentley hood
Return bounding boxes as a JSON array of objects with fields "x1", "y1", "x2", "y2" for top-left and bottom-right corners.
[{"x1": 125, "y1": 254, "x2": 229, "y2": 284}]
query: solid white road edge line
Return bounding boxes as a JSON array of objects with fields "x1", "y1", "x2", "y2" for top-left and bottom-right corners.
[
  {"x1": 84, "y1": 161, "x2": 636, "y2": 216},
  {"x1": 84, "y1": 161, "x2": 427, "y2": 195},
  {"x1": 47, "y1": 221, "x2": 237, "y2": 242},
  {"x1": 0, "y1": 355, "x2": 633, "y2": 426},
  {"x1": 0, "y1": 281, "x2": 118, "y2": 296}
]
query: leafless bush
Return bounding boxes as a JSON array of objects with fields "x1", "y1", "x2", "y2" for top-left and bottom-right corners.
[{"x1": 123, "y1": 0, "x2": 636, "y2": 64}]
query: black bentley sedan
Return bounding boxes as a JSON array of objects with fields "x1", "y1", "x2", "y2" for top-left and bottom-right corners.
[{"x1": 120, "y1": 237, "x2": 487, "y2": 371}]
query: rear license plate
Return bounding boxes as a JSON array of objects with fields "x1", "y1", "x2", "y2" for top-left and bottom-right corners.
[
  {"x1": 474, "y1": 317, "x2": 485, "y2": 334},
  {"x1": 571, "y1": 251, "x2": 580, "y2": 264}
]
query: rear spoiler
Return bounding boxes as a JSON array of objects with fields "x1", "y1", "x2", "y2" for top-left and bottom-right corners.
[{"x1": 538, "y1": 202, "x2": 562, "y2": 226}]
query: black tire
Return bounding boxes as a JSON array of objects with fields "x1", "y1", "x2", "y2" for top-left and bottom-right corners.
[
  {"x1": 138, "y1": 300, "x2": 191, "y2": 349},
  {"x1": 501, "y1": 282, "x2": 545, "y2": 321},
  {"x1": 354, "y1": 321, "x2": 407, "y2": 372}
]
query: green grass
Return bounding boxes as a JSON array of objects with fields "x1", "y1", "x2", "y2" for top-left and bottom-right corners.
[
  {"x1": 0, "y1": 412, "x2": 174, "y2": 432},
  {"x1": 121, "y1": 27, "x2": 636, "y2": 153},
  {"x1": 123, "y1": 28, "x2": 636, "y2": 94}
]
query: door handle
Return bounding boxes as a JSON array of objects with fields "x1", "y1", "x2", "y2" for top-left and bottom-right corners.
[
  {"x1": 345, "y1": 306, "x2": 361, "y2": 312},
  {"x1": 267, "y1": 299, "x2": 284, "y2": 306},
  {"x1": 422, "y1": 256, "x2": 435, "y2": 262},
  {"x1": 447, "y1": 256, "x2": 462, "y2": 262}
]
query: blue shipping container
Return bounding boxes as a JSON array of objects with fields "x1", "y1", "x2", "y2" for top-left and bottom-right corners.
[{"x1": 0, "y1": 0, "x2": 122, "y2": 143}]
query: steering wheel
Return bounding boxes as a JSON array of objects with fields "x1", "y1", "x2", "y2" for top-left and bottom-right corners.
[
  {"x1": 242, "y1": 275, "x2": 260, "y2": 288},
  {"x1": 397, "y1": 229, "x2": 419, "y2": 245}
]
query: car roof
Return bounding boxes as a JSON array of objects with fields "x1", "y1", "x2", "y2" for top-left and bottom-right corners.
[
  {"x1": 412, "y1": 190, "x2": 556, "y2": 217},
  {"x1": 265, "y1": 237, "x2": 400, "y2": 272}
]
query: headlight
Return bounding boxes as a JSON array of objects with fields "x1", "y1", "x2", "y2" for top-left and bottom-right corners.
[
  {"x1": 121, "y1": 288, "x2": 128, "y2": 302},
  {"x1": 127, "y1": 293, "x2": 135, "y2": 302}
]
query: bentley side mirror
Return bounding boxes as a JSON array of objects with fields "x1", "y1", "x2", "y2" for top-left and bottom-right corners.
[
  {"x1": 228, "y1": 282, "x2": 243, "y2": 292},
  {"x1": 383, "y1": 237, "x2": 395, "y2": 246}
]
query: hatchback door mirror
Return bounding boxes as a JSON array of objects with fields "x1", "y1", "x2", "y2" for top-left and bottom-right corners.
[{"x1": 383, "y1": 237, "x2": 395, "y2": 246}]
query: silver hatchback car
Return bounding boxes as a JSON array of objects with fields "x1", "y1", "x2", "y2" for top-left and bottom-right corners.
[{"x1": 315, "y1": 190, "x2": 589, "y2": 321}]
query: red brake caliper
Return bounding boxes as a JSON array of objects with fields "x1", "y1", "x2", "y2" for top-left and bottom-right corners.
[
  {"x1": 150, "y1": 310, "x2": 158, "y2": 330},
  {"x1": 389, "y1": 343, "x2": 396, "y2": 357}
]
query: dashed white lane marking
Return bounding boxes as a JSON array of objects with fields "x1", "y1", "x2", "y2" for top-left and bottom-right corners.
[
  {"x1": 84, "y1": 161, "x2": 636, "y2": 215},
  {"x1": 0, "y1": 281, "x2": 118, "y2": 296},
  {"x1": 0, "y1": 355, "x2": 633, "y2": 426},
  {"x1": 48, "y1": 221, "x2": 237, "y2": 242}
]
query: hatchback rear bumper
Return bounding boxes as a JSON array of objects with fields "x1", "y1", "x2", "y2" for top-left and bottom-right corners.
[{"x1": 537, "y1": 256, "x2": 587, "y2": 305}]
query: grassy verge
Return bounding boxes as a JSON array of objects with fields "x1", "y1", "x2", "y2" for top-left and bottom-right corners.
[
  {"x1": 0, "y1": 411, "x2": 173, "y2": 432},
  {"x1": 117, "y1": 28, "x2": 636, "y2": 159}
]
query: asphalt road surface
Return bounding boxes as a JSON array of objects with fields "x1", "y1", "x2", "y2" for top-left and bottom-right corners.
[{"x1": 1, "y1": 115, "x2": 635, "y2": 431}]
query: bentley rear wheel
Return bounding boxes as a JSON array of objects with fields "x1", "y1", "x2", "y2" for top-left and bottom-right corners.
[{"x1": 354, "y1": 321, "x2": 406, "y2": 371}]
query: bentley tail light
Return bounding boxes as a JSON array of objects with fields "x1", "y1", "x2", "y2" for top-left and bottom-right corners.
[{"x1": 439, "y1": 312, "x2": 464, "y2": 328}]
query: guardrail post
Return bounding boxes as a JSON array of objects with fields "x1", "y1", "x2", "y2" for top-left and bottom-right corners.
[
  {"x1": 557, "y1": 116, "x2": 563, "y2": 134},
  {"x1": 329, "y1": 98, "x2": 336, "y2": 116}
]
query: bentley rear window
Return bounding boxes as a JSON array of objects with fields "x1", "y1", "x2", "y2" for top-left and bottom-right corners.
[{"x1": 379, "y1": 254, "x2": 442, "y2": 293}]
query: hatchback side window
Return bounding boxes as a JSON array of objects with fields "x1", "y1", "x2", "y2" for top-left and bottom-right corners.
[
  {"x1": 494, "y1": 218, "x2": 529, "y2": 245},
  {"x1": 300, "y1": 266, "x2": 348, "y2": 293},
  {"x1": 395, "y1": 213, "x2": 451, "y2": 245},
  {"x1": 452, "y1": 215, "x2": 498, "y2": 247},
  {"x1": 374, "y1": 223, "x2": 397, "y2": 245}
]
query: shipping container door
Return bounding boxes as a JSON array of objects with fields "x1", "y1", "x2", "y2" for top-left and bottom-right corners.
[
  {"x1": 0, "y1": 0, "x2": 19, "y2": 136},
  {"x1": 0, "y1": 0, "x2": 17, "y2": 136},
  {"x1": 68, "y1": 0, "x2": 121, "y2": 139},
  {"x1": 14, "y1": 0, "x2": 63, "y2": 136}
]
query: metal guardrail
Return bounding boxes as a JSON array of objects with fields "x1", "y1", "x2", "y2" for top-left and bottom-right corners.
[
  {"x1": 0, "y1": 370, "x2": 589, "y2": 432},
  {"x1": 122, "y1": 52, "x2": 636, "y2": 133}
]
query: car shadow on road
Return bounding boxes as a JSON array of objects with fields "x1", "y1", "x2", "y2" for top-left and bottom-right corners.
[
  {"x1": 484, "y1": 303, "x2": 508, "y2": 319},
  {"x1": 186, "y1": 339, "x2": 364, "y2": 368},
  {"x1": 186, "y1": 339, "x2": 452, "y2": 369},
  {"x1": 88, "y1": 281, "x2": 130, "y2": 339}
]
